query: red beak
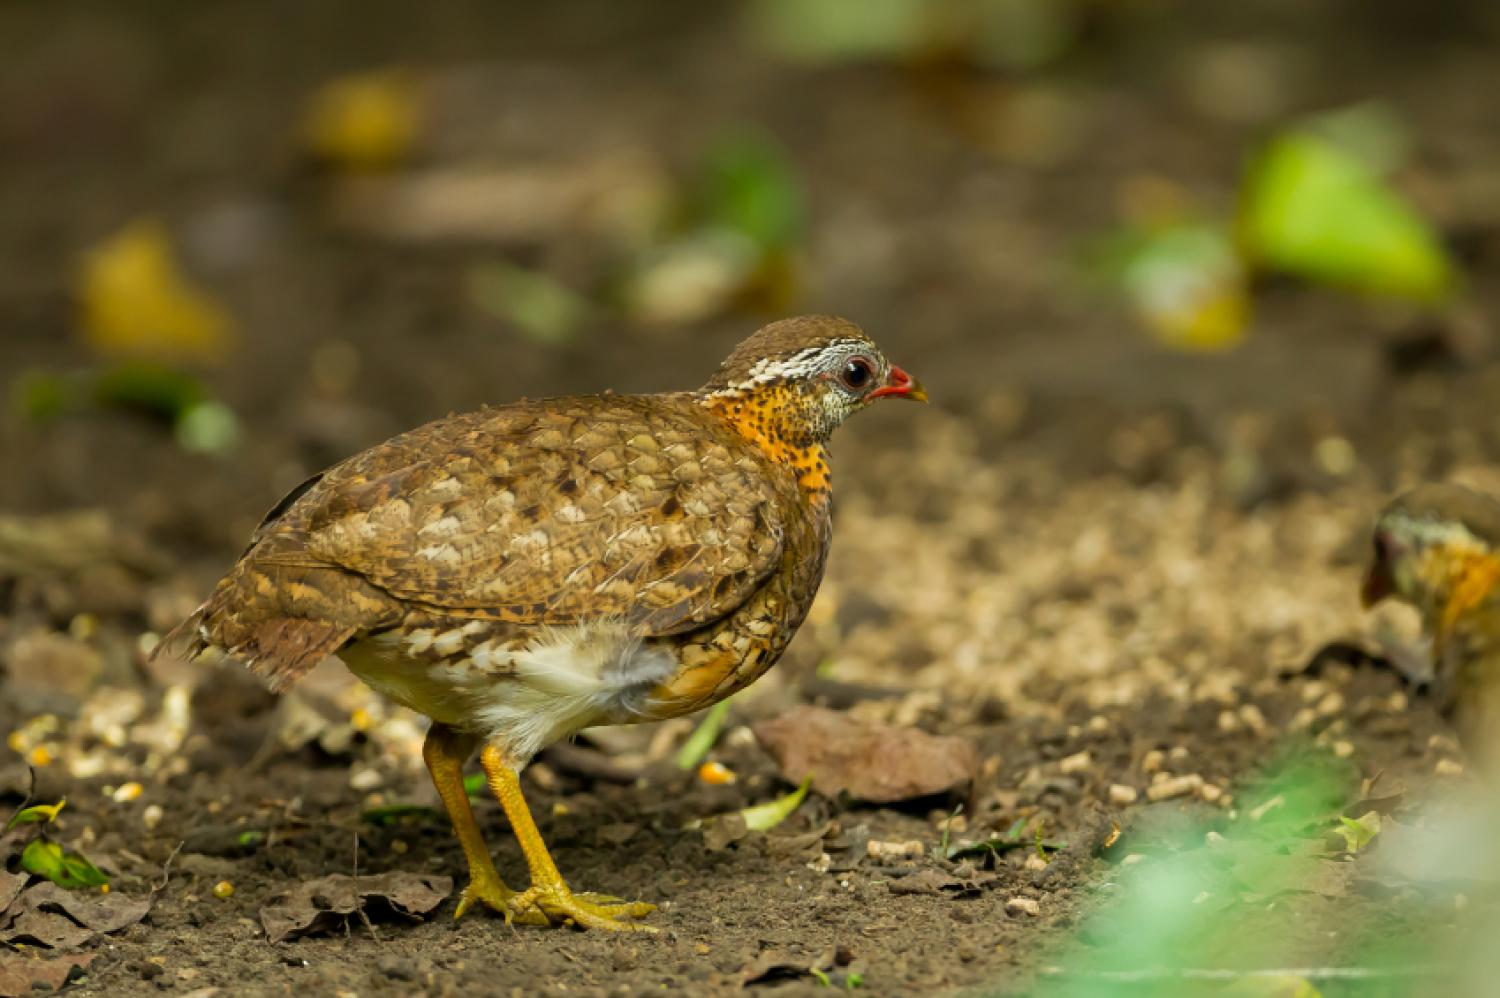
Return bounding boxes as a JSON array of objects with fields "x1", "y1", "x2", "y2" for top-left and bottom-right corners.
[{"x1": 869, "y1": 365, "x2": 928, "y2": 402}]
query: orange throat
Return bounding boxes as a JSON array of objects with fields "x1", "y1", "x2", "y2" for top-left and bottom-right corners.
[
  {"x1": 702, "y1": 390, "x2": 832, "y2": 501},
  {"x1": 1432, "y1": 546, "x2": 1500, "y2": 640}
]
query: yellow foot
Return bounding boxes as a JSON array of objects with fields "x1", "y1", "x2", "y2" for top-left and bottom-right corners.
[
  {"x1": 454, "y1": 875, "x2": 549, "y2": 926},
  {"x1": 510, "y1": 883, "x2": 657, "y2": 932}
]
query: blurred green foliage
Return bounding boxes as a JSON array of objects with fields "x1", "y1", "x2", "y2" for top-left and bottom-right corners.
[
  {"x1": 1093, "y1": 103, "x2": 1458, "y2": 352},
  {"x1": 622, "y1": 130, "x2": 806, "y2": 325},
  {"x1": 12, "y1": 362, "x2": 240, "y2": 455},
  {"x1": 1089, "y1": 220, "x2": 1248, "y2": 352},
  {"x1": 1029, "y1": 747, "x2": 1387, "y2": 997},
  {"x1": 468, "y1": 261, "x2": 592, "y2": 345},
  {"x1": 1238, "y1": 131, "x2": 1454, "y2": 302},
  {"x1": 749, "y1": 0, "x2": 1078, "y2": 70}
]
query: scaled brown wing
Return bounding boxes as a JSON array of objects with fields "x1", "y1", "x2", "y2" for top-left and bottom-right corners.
[{"x1": 266, "y1": 396, "x2": 789, "y2": 636}]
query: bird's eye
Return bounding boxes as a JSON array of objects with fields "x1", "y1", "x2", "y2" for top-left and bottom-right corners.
[{"x1": 840, "y1": 356, "x2": 875, "y2": 391}]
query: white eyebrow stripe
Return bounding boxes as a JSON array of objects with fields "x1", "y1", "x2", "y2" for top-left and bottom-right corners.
[{"x1": 724, "y1": 338, "x2": 870, "y2": 392}]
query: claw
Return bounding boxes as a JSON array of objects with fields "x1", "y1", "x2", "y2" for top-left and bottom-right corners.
[
  {"x1": 455, "y1": 876, "x2": 549, "y2": 925},
  {"x1": 509, "y1": 883, "x2": 657, "y2": 932}
]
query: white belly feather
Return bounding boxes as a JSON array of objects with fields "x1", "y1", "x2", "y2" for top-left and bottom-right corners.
[{"x1": 339, "y1": 621, "x2": 677, "y2": 763}]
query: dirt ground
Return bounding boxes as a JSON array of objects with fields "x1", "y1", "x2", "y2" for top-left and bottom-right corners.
[{"x1": 3, "y1": 1, "x2": 1500, "y2": 995}]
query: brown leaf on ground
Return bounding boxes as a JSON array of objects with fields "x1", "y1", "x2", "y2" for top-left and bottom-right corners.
[
  {"x1": 702, "y1": 813, "x2": 749, "y2": 853},
  {"x1": 0, "y1": 883, "x2": 151, "y2": 950},
  {"x1": 886, "y1": 865, "x2": 997, "y2": 897},
  {"x1": 739, "y1": 947, "x2": 833, "y2": 987},
  {"x1": 259, "y1": 872, "x2": 452, "y2": 943},
  {"x1": 23, "y1": 883, "x2": 151, "y2": 935},
  {"x1": 0, "y1": 952, "x2": 95, "y2": 996},
  {"x1": 0, "y1": 871, "x2": 27, "y2": 913},
  {"x1": 752, "y1": 706, "x2": 978, "y2": 803}
]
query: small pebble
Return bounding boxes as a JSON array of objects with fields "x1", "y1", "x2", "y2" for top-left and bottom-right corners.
[
  {"x1": 1146, "y1": 774, "x2": 1202, "y2": 802},
  {"x1": 1216, "y1": 711, "x2": 1240, "y2": 733},
  {"x1": 1434, "y1": 758, "x2": 1465, "y2": 778},
  {"x1": 1239, "y1": 703, "x2": 1267, "y2": 734},
  {"x1": 1199, "y1": 782, "x2": 1223, "y2": 803},
  {"x1": 1108, "y1": 784, "x2": 1138, "y2": 805},
  {"x1": 349, "y1": 768, "x2": 382, "y2": 791},
  {"x1": 1428, "y1": 734, "x2": 1461, "y2": 756},
  {"x1": 1315, "y1": 692, "x2": 1345, "y2": 718},
  {"x1": 1023, "y1": 853, "x2": 1049, "y2": 872},
  {"x1": 112, "y1": 782, "x2": 143, "y2": 803},
  {"x1": 1331, "y1": 740, "x2": 1355, "y2": 759},
  {"x1": 1168, "y1": 746, "x2": 1191, "y2": 764},
  {"x1": 142, "y1": 804, "x2": 164, "y2": 830},
  {"x1": 1005, "y1": 897, "x2": 1039, "y2": 917},
  {"x1": 1141, "y1": 749, "x2": 1166, "y2": 773},
  {"x1": 866, "y1": 839, "x2": 925, "y2": 862},
  {"x1": 1086, "y1": 715, "x2": 1110, "y2": 735},
  {"x1": 1058, "y1": 750, "x2": 1091, "y2": 775}
]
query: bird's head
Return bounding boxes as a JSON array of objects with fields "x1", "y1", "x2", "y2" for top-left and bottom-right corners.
[
  {"x1": 698, "y1": 316, "x2": 926, "y2": 449},
  {"x1": 1362, "y1": 484, "x2": 1500, "y2": 617}
]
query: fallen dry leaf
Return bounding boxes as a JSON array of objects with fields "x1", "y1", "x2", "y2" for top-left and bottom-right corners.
[
  {"x1": 702, "y1": 813, "x2": 749, "y2": 853},
  {"x1": 753, "y1": 706, "x2": 978, "y2": 802},
  {"x1": 0, "y1": 952, "x2": 94, "y2": 996},
  {"x1": 886, "y1": 865, "x2": 997, "y2": 897},
  {"x1": 259, "y1": 872, "x2": 452, "y2": 943},
  {"x1": 739, "y1": 947, "x2": 832, "y2": 987},
  {"x1": 0, "y1": 871, "x2": 26, "y2": 913},
  {"x1": 0, "y1": 882, "x2": 151, "y2": 950}
]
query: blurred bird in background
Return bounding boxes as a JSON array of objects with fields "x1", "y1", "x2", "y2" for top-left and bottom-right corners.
[{"x1": 1362, "y1": 483, "x2": 1500, "y2": 768}]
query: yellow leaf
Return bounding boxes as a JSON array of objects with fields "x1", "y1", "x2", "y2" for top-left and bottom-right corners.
[
  {"x1": 1140, "y1": 282, "x2": 1250, "y2": 353},
  {"x1": 79, "y1": 219, "x2": 234, "y2": 363},
  {"x1": 303, "y1": 70, "x2": 420, "y2": 172}
]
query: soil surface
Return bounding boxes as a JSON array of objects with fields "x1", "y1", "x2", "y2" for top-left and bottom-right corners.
[{"x1": 2, "y1": 1, "x2": 1500, "y2": 996}]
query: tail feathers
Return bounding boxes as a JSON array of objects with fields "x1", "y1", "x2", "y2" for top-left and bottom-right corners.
[
  {"x1": 155, "y1": 604, "x2": 357, "y2": 692},
  {"x1": 153, "y1": 551, "x2": 399, "y2": 692}
]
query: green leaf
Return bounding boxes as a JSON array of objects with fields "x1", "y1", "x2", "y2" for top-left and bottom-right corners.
[
  {"x1": 748, "y1": 0, "x2": 928, "y2": 64},
  {"x1": 675, "y1": 699, "x2": 734, "y2": 770},
  {"x1": 741, "y1": 776, "x2": 812, "y2": 832},
  {"x1": 1239, "y1": 131, "x2": 1454, "y2": 302},
  {"x1": 467, "y1": 262, "x2": 591, "y2": 345},
  {"x1": 92, "y1": 360, "x2": 207, "y2": 421},
  {"x1": 5, "y1": 798, "x2": 66, "y2": 832},
  {"x1": 463, "y1": 773, "x2": 485, "y2": 798},
  {"x1": 1334, "y1": 811, "x2": 1381, "y2": 853},
  {"x1": 21, "y1": 838, "x2": 110, "y2": 890},
  {"x1": 685, "y1": 132, "x2": 805, "y2": 253},
  {"x1": 175, "y1": 400, "x2": 241, "y2": 455}
]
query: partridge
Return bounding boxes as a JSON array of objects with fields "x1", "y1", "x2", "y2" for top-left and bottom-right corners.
[
  {"x1": 161, "y1": 315, "x2": 925, "y2": 930},
  {"x1": 1362, "y1": 483, "x2": 1500, "y2": 761}
]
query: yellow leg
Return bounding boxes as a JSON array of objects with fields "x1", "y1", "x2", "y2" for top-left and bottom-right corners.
[
  {"x1": 479, "y1": 744, "x2": 657, "y2": 932},
  {"x1": 421, "y1": 724, "x2": 545, "y2": 924}
]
